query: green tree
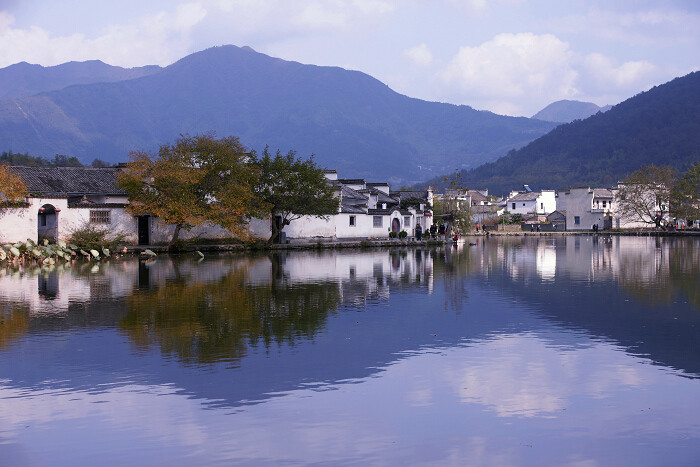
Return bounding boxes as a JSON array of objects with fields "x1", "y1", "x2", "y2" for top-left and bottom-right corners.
[
  {"x1": 253, "y1": 147, "x2": 339, "y2": 243},
  {"x1": 616, "y1": 164, "x2": 677, "y2": 228},
  {"x1": 433, "y1": 171, "x2": 472, "y2": 234},
  {"x1": 117, "y1": 134, "x2": 261, "y2": 245},
  {"x1": 671, "y1": 162, "x2": 700, "y2": 223}
]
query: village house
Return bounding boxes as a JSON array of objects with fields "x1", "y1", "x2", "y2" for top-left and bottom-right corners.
[
  {"x1": 250, "y1": 171, "x2": 434, "y2": 242},
  {"x1": 438, "y1": 188, "x2": 499, "y2": 225},
  {"x1": 558, "y1": 187, "x2": 615, "y2": 230},
  {"x1": 0, "y1": 166, "x2": 433, "y2": 245},
  {"x1": 505, "y1": 187, "x2": 556, "y2": 216},
  {"x1": 0, "y1": 166, "x2": 239, "y2": 245}
]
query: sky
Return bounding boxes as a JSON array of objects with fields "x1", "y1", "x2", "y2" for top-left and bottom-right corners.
[{"x1": 0, "y1": 0, "x2": 698, "y2": 116}]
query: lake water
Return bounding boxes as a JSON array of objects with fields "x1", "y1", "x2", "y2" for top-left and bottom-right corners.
[{"x1": 1, "y1": 236, "x2": 699, "y2": 466}]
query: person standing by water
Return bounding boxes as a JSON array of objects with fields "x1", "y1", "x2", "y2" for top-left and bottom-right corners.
[{"x1": 416, "y1": 224, "x2": 423, "y2": 241}]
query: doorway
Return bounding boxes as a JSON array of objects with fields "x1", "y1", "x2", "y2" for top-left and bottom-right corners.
[
  {"x1": 137, "y1": 216, "x2": 151, "y2": 245},
  {"x1": 37, "y1": 204, "x2": 58, "y2": 243},
  {"x1": 391, "y1": 218, "x2": 400, "y2": 233}
]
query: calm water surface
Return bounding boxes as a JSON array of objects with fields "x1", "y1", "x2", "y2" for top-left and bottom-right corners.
[{"x1": 1, "y1": 236, "x2": 699, "y2": 466}]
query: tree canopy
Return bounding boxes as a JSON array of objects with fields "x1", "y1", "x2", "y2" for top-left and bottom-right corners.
[
  {"x1": 253, "y1": 147, "x2": 339, "y2": 243},
  {"x1": 0, "y1": 164, "x2": 27, "y2": 207},
  {"x1": 433, "y1": 171, "x2": 472, "y2": 234},
  {"x1": 0, "y1": 151, "x2": 83, "y2": 167},
  {"x1": 616, "y1": 165, "x2": 676, "y2": 228},
  {"x1": 117, "y1": 134, "x2": 261, "y2": 244},
  {"x1": 672, "y1": 161, "x2": 700, "y2": 222}
]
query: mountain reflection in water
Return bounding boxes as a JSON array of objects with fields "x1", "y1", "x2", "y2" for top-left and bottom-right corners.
[{"x1": 0, "y1": 236, "x2": 699, "y2": 465}]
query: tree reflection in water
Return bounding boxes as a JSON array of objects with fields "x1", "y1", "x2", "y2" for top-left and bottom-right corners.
[{"x1": 119, "y1": 257, "x2": 342, "y2": 365}]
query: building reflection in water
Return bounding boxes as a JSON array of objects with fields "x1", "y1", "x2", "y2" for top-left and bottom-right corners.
[{"x1": 0, "y1": 237, "x2": 698, "y2": 367}]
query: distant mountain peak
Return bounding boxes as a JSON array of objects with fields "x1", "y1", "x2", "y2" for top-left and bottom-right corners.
[
  {"x1": 0, "y1": 44, "x2": 557, "y2": 184},
  {"x1": 532, "y1": 100, "x2": 611, "y2": 123}
]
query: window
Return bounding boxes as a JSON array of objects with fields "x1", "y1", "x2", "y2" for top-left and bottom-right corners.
[
  {"x1": 574, "y1": 216, "x2": 580, "y2": 225},
  {"x1": 540, "y1": 202, "x2": 544, "y2": 210},
  {"x1": 90, "y1": 210, "x2": 110, "y2": 224},
  {"x1": 404, "y1": 216, "x2": 411, "y2": 227},
  {"x1": 512, "y1": 202, "x2": 516, "y2": 210},
  {"x1": 373, "y1": 216, "x2": 383, "y2": 228},
  {"x1": 349, "y1": 215, "x2": 356, "y2": 226},
  {"x1": 602, "y1": 200, "x2": 607, "y2": 208}
]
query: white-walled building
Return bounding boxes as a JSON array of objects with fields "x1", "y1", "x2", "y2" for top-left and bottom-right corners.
[
  {"x1": 558, "y1": 187, "x2": 615, "y2": 230},
  {"x1": 0, "y1": 166, "x2": 235, "y2": 245},
  {"x1": 249, "y1": 176, "x2": 434, "y2": 242},
  {"x1": 505, "y1": 189, "x2": 556, "y2": 216},
  {"x1": 0, "y1": 166, "x2": 433, "y2": 245}
]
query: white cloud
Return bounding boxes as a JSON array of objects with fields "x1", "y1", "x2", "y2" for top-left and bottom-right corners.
[
  {"x1": 440, "y1": 33, "x2": 579, "y2": 114},
  {"x1": 557, "y1": 7, "x2": 700, "y2": 47},
  {"x1": 435, "y1": 31, "x2": 669, "y2": 115},
  {"x1": 351, "y1": 0, "x2": 395, "y2": 16},
  {"x1": 294, "y1": 2, "x2": 347, "y2": 29},
  {"x1": 584, "y1": 53, "x2": 656, "y2": 88},
  {"x1": 0, "y1": 3, "x2": 208, "y2": 67},
  {"x1": 403, "y1": 43, "x2": 433, "y2": 67}
]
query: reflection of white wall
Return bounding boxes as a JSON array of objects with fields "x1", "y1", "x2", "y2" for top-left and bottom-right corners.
[{"x1": 536, "y1": 245, "x2": 556, "y2": 281}]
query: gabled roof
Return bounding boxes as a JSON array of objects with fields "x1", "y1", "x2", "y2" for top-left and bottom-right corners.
[
  {"x1": 376, "y1": 191, "x2": 398, "y2": 204},
  {"x1": 391, "y1": 190, "x2": 429, "y2": 201},
  {"x1": 340, "y1": 185, "x2": 366, "y2": 199},
  {"x1": 368, "y1": 205, "x2": 399, "y2": 215},
  {"x1": 338, "y1": 178, "x2": 365, "y2": 185},
  {"x1": 547, "y1": 210, "x2": 566, "y2": 219},
  {"x1": 467, "y1": 190, "x2": 488, "y2": 203},
  {"x1": 9, "y1": 166, "x2": 126, "y2": 195},
  {"x1": 592, "y1": 188, "x2": 614, "y2": 198},
  {"x1": 509, "y1": 191, "x2": 540, "y2": 201}
]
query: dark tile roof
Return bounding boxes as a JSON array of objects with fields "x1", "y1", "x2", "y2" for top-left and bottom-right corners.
[
  {"x1": 9, "y1": 166, "x2": 126, "y2": 195},
  {"x1": 340, "y1": 185, "x2": 367, "y2": 200},
  {"x1": 391, "y1": 190, "x2": 428, "y2": 201},
  {"x1": 376, "y1": 191, "x2": 398, "y2": 204},
  {"x1": 368, "y1": 206, "x2": 399, "y2": 215},
  {"x1": 341, "y1": 205, "x2": 367, "y2": 214},
  {"x1": 338, "y1": 178, "x2": 365, "y2": 185},
  {"x1": 340, "y1": 185, "x2": 368, "y2": 214}
]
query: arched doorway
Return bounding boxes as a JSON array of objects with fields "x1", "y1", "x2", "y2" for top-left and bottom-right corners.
[
  {"x1": 38, "y1": 204, "x2": 59, "y2": 243},
  {"x1": 391, "y1": 218, "x2": 400, "y2": 233}
]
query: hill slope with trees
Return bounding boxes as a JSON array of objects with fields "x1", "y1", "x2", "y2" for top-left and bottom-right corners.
[
  {"x1": 0, "y1": 45, "x2": 556, "y2": 184},
  {"x1": 432, "y1": 72, "x2": 700, "y2": 194}
]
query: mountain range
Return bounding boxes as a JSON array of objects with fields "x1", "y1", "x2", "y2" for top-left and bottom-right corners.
[
  {"x1": 432, "y1": 71, "x2": 700, "y2": 194},
  {"x1": 532, "y1": 100, "x2": 612, "y2": 123},
  {"x1": 0, "y1": 60, "x2": 161, "y2": 99},
  {"x1": 0, "y1": 45, "x2": 557, "y2": 184}
]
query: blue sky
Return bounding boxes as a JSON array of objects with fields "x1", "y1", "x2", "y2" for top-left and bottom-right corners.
[{"x1": 0, "y1": 0, "x2": 697, "y2": 116}]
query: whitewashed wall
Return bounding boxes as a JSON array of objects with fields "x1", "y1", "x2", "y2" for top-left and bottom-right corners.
[{"x1": 0, "y1": 198, "x2": 136, "y2": 244}]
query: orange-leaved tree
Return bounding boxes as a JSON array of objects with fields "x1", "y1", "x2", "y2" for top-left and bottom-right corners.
[
  {"x1": 0, "y1": 164, "x2": 28, "y2": 207},
  {"x1": 117, "y1": 134, "x2": 263, "y2": 244}
]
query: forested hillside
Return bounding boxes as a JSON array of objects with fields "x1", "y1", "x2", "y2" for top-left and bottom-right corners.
[{"x1": 428, "y1": 72, "x2": 700, "y2": 194}]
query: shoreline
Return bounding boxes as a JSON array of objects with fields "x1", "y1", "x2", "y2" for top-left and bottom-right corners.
[{"x1": 124, "y1": 229, "x2": 700, "y2": 254}]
